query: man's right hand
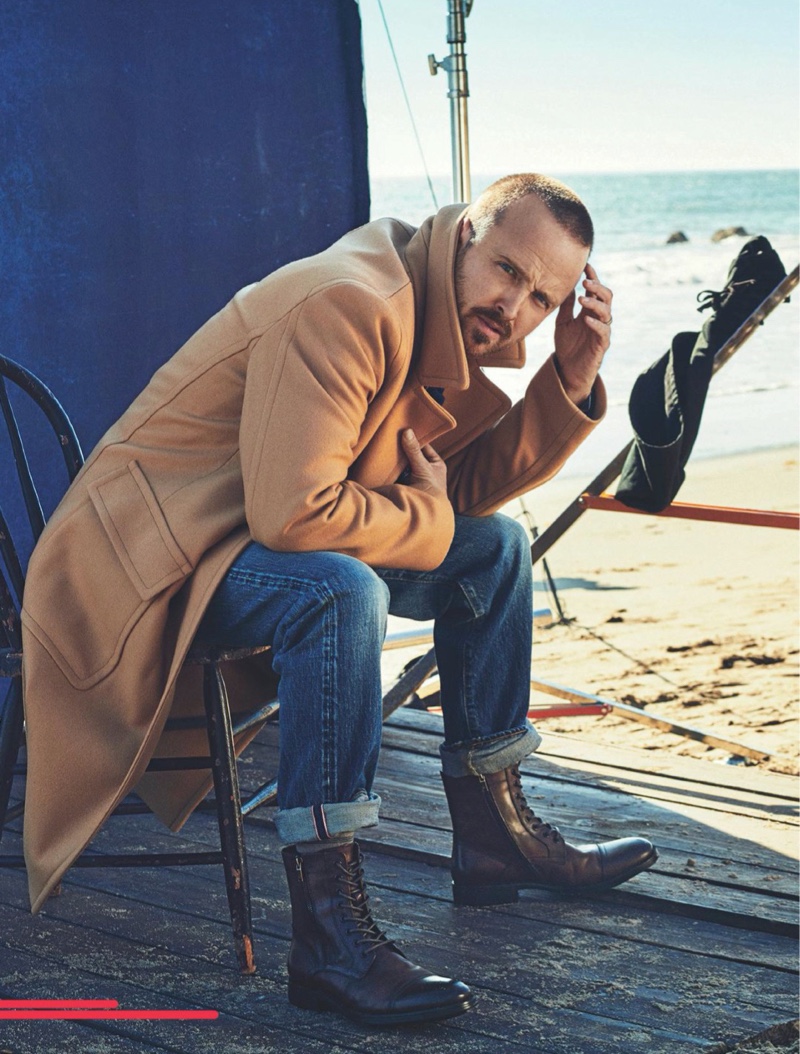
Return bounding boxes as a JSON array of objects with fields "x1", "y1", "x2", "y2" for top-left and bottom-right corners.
[{"x1": 401, "y1": 428, "x2": 447, "y2": 497}]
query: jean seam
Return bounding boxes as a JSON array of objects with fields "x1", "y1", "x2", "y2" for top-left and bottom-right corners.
[
  {"x1": 322, "y1": 591, "x2": 336, "y2": 801},
  {"x1": 219, "y1": 567, "x2": 345, "y2": 803},
  {"x1": 226, "y1": 567, "x2": 332, "y2": 594},
  {"x1": 462, "y1": 637, "x2": 478, "y2": 740}
]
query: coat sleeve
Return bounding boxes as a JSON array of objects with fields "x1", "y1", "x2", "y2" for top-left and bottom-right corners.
[
  {"x1": 239, "y1": 281, "x2": 455, "y2": 570},
  {"x1": 445, "y1": 356, "x2": 606, "y2": 515}
]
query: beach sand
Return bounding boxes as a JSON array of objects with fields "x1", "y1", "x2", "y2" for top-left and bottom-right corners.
[
  {"x1": 520, "y1": 444, "x2": 799, "y2": 775},
  {"x1": 386, "y1": 444, "x2": 799, "y2": 775}
]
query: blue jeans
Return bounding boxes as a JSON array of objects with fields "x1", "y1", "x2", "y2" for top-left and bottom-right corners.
[{"x1": 194, "y1": 513, "x2": 540, "y2": 844}]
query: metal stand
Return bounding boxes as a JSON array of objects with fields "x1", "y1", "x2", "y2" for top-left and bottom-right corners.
[{"x1": 428, "y1": 0, "x2": 472, "y2": 202}]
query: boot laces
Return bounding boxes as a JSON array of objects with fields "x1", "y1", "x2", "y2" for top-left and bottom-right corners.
[
  {"x1": 510, "y1": 767, "x2": 563, "y2": 844},
  {"x1": 336, "y1": 852, "x2": 394, "y2": 955},
  {"x1": 696, "y1": 278, "x2": 756, "y2": 314}
]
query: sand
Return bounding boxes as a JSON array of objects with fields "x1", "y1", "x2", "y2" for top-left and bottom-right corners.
[
  {"x1": 386, "y1": 444, "x2": 800, "y2": 776},
  {"x1": 517, "y1": 444, "x2": 799, "y2": 774}
]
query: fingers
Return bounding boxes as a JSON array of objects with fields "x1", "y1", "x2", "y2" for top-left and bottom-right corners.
[
  {"x1": 420, "y1": 442, "x2": 443, "y2": 464},
  {"x1": 401, "y1": 428, "x2": 425, "y2": 469},
  {"x1": 402, "y1": 429, "x2": 441, "y2": 467},
  {"x1": 401, "y1": 429, "x2": 447, "y2": 496},
  {"x1": 555, "y1": 289, "x2": 576, "y2": 327},
  {"x1": 582, "y1": 313, "x2": 612, "y2": 339},
  {"x1": 579, "y1": 263, "x2": 613, "y2": 326}
]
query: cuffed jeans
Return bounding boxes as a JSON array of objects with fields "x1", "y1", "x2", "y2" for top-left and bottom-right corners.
[{"x1": 194, "y1": 513, "x2": 540, "y2": 845}]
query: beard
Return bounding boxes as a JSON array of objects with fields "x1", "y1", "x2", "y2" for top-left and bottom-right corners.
[
  {"x1": 454, "y1": 241, "x2": 514, "y2": 358},
  {"x1": 459, "y1": 307, "x2": 513, "y2": 357}
]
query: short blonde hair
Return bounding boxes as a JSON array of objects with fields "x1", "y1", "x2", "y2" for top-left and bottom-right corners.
[{"x1": 468, "y1": 173, "x2": 593, "y2": 249}]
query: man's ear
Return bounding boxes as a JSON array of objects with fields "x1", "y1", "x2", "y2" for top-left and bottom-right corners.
[{"x1": 458, "y1": 217, "x2": 475, "y2": 249}]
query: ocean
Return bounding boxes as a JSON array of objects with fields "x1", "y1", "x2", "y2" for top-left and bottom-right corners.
[{"x1": 369, "y1": 170, "x2": 799, "y2": 481}]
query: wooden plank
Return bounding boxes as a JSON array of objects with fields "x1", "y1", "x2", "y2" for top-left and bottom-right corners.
[
  {"x1": 361, "y1": 820, "x2": 799, "y2": 971},
  {"x1": 0, "y1": 948, "x2": 331, "y2": 1054},
  {"x1": 0, "y1": 877, "x2": 703, "y2": 1054},
  {"x1": 8, "y1": 800, "x2": 796, "y2": 976},
  {"x1": 378, "y1": 725, "x2": 799, "y2": 843},
  {"x1": 384, "y1": 707, "x2": 799, "y2": 801},
  {"x1": 358, "y1": 807, "x2": 799, "y2": 931},
  {"x1": 376, "y1": 715, "x2": 799, "y2": 859},
  {"x1": 93, "y1": 718, "x2": 796, "y2": 927},
  {"x1": 2, "y1": 713, "x2": 797, "y2": 1053},
  {"x1": 372, "y1": 750, "x2": 800, "y2": 881},
  {"x1": 240, "y1": 722, "x2": 800, "y2": 875},
  {"x1": 0, "y1": 985, "x2": 169, "y2": 1054},
  {"x1": 11, "y1": 717, "x2": 788, "y2": 934},
  {"x1": 362, "y1": 745, "x2": 799, "y2": 914},
  {"x1": 0, "y1": 941, "x2": 707, "y2": 1054},
  {"x1": 3, "y1": 830, "x2": 796, "y2": 1054},
  {"x1": 360, "y1": 812, "x2": 798, "y2": 935},
  {"x1": 12, "y1": 814, "x2": 799, "y2": 1017},
  {"x1": 1, "y1": 843, "x2": 794, "y2": 1054}
]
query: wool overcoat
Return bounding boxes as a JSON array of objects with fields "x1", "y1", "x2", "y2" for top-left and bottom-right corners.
[{"x1": 21, "y1": 204, "x2": 605, "y2": 911}]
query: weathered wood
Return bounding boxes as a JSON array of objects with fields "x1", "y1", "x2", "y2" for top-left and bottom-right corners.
[
  {"x1": 1, "y1": 714, "x2": 796, "y2": 1054},
  {"x1": 385, "y1": 707, "x2": 799, "y2": 802},
  {"x1": 9, "y1": 807, "x2": 797, "y2": 976},
  {"x1": 84, "y1": 707, "x2": 797, "y2": 929},
  {"x1": 1, "y1": 838, "x2": 795, "y2": 1053},
  {"x1": 0, "y1": 861, "x2": 793, "y2": 1053}
]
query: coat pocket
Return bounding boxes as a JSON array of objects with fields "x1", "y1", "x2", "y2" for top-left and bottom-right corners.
[
  {"x1": 88, "y1": 460, "x2": 192, "y2": 600},
  {"x1": 23, "y1": 460, "x2": 193, "y2": 691}
]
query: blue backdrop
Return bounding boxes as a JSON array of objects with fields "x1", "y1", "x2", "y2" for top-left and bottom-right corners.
[{"x1": 0, "y1": 0, "x2": 369, "y2": 551}]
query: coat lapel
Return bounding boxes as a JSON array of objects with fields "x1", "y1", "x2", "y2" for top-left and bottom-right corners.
[{"x1": 403, "y1": 203, "x2": 528, "y2": 387}]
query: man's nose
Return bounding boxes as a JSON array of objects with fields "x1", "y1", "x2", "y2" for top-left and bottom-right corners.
[{"x1": 494, "y1": 287, "x2": 527, "y2": 319}]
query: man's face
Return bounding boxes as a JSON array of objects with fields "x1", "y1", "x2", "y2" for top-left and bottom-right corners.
[{"x1": 455, "y1": 196, "x2": 590, "y2": 359}]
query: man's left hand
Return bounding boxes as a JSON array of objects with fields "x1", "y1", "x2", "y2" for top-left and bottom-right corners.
[{"x1": 553, "y1": 263, "x2": 613, "y2": 407}]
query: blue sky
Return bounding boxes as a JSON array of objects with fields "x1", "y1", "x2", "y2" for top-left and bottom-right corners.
[{"x1": 358, "y1": 0, "x2": 800, "y2": 177}]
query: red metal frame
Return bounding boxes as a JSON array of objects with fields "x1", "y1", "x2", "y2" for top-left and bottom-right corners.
[{"x1": 579, "y1": 493, "x2": 799, "y2": 530}]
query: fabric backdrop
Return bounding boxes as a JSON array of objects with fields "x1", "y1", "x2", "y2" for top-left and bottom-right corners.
[{"x1": 0, "y1": 0, "x2": 369, "y2": 563}]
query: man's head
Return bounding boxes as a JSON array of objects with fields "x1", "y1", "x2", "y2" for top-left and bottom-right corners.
[{"x1": 455, "y1": 173, "x2": 593, "y2": 359}]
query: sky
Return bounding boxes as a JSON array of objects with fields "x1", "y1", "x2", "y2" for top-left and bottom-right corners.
[{"x1": 357, "y1": 0, "x2": 800, "y2": 180}]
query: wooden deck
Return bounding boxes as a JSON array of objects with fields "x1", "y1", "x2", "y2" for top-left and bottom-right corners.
[{"x1": 0, "y1": 706, "x2": 797, "y2": 1054}]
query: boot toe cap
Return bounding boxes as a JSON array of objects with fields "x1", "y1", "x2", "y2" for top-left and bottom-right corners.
[
  {"x1": 597, "y1": 836, "x2": 658, "y2": 885},
  {"x1": 392, "y1": 973, "x2": 473, "y2": 1018}
]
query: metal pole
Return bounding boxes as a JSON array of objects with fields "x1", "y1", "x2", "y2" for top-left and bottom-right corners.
[{"x1": 428, "y1": 1, "x2": 472, "y2": 203}]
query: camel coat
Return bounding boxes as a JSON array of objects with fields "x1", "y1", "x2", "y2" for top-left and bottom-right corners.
[{"x1": 20, "y1": 204, "x2": 605, "y2": 911}]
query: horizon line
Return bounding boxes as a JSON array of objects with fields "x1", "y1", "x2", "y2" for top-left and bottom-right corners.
[{"x1": 370, "y1": 166, "x2": 800, "y2": 180}]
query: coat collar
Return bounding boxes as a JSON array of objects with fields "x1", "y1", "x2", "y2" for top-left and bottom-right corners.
[{"x1": 403, "y1": 203, "x2": 527, "y2": 390}]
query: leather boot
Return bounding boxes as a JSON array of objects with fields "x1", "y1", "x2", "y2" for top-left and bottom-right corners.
[
  {"x1": 441, "y1": 765, "x2": 658, "y2": 905},
  {"x1": 281, "y1": 840, "x2": 473, "y2": 1026}
]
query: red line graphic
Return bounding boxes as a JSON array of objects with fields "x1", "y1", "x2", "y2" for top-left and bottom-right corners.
[
  {"x1": 0, "y1": 998, "x2": 218, "y2": 1020},
  {"x1": 0, "y1": 1000, "x2": 118, "y2": 1009}
]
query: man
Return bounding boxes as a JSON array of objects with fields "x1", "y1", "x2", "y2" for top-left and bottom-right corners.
[{"x1": 22, "y1": 174, "x2": 656, "y2": 1027}]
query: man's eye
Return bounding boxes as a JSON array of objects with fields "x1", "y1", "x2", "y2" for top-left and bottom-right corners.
[
  {"x1": 533, "y1": 291, "x2": 549, "y2": 308},
  {"x1": 499, "y1": 262, "x2": 516, "y2": 277}
]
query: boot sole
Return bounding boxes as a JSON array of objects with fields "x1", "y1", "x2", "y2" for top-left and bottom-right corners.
[
  {"x1": 289, "y1": 981, "x2": 474, "y2": 1026},
  {"x1": 453, "y1": 848, "x2": 660, "y2": 906}
]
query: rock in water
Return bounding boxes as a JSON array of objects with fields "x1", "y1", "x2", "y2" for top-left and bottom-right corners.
[
  {"x1": 666, "y1": 230, "x2": 689, "y2": 243},
  {"x1": 711, "y1": 225, "x2": 748, "y2": 242}
]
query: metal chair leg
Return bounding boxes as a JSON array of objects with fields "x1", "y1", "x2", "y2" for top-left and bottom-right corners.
[
  {"x1": 0, "y1": 681, "x2": 24, "y2": 844},
  {"x1": 203, "y1": 661, "x2": 256, "y2": 975}
]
